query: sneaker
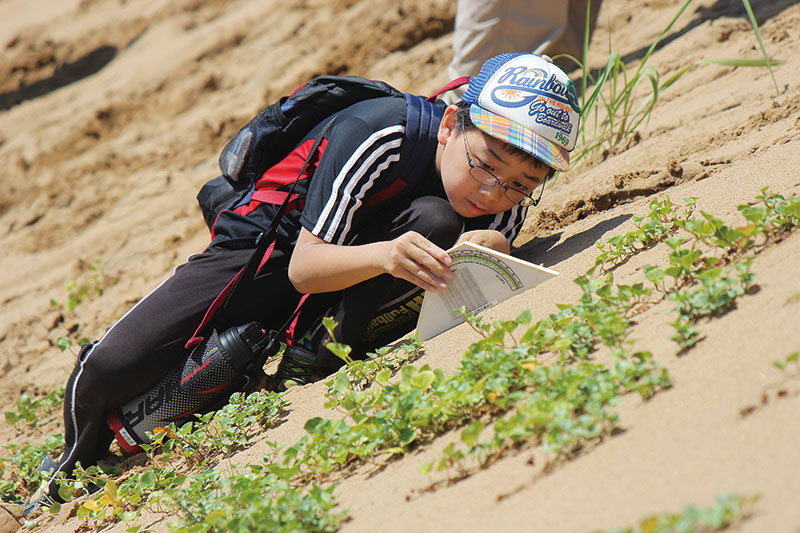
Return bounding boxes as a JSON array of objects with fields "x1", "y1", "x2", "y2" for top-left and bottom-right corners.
[
  {"x1": 272, "y1": 345, "x2": 328, "y2": 391},
  {"x1": 22, "y1": 488, "x2": 56, "y2": 518},
  {"x1": 21, "y1": 455, "x2": 62, "y2": 518},
  {"x1": 37, "y1": 454, "x2": 58, "y2": 475}
]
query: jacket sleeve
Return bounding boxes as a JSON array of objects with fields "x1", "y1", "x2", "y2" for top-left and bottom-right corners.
[{"x1": 300, "y1": 104, "x2": 407, "y2": 246}]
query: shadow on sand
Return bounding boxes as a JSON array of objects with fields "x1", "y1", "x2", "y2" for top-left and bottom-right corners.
[
  {"x1": 513, "y1": 213, "x2": 631, "y2": 269},
  {"x1": 0, "y1": 45, "x2": 117, "y2": 111}
]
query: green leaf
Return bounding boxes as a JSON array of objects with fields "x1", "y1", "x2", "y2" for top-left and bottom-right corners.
[
  {"x1": 58, "y1": 484, "x2": 75, "y2": 502},
  {"x1": 325, "y1": 341, "x2": 352, "y2": 363},
  {"x1": 738, "y1": 0, "x2": 780, "y2": 95},
  {"x1": 552, "y1": 338, "x2": 573, "y2": 351},
  {"x1": 643, "y1": 265, "x2": 665, "y2": 284},
  {"x1": 375, "y1": 368, "x2": 391, "y2": 386},
  {"x1": 304, "y1": 417, "x2": 325, "y2": 432},
  {"x1": 397, "y1": 428, "x2": 416, "y2": 446},
  {"x1": 783, "y1": 199, "x2": 800, "y2": 219},
  {"x1": 56, "y1": 337, "x2": 72, "y2": 352},
  {"x1": 139, "y1": 470, "x2": 155, "y2": 490},
  {"x1": 664, "y1": 266, "x2": 682, "y2": 280},
  {"x1": 332, "y1": 371, "x2": 350, "y2": 393},
  {"x1": 401, "y1": 365, "x2": 417, "y2": 379},
  {"x1": 460, "y1": 420, "x2": 485, "y2": 447},
  {"x1": 698, "y1": 58, "x2": 781, "y2": 68},
  {"x1": 516, "y1": 309, "x2": 532, "y2": 325},
  {"x1": 411, "y1": 370, "x2": 435, "y2": 390},
  {"x1": 322, "y1": 316, "x2": 338, "y2": 333},
  {"x1": 665, "y1": 236, "x2": 687, "y2": 250},
  {"x1": 486, "y1": 329, "x2": 506, "y2": 345},
  {"x1": 739, "y1": 205, "x2": 767, "y2": 224}
]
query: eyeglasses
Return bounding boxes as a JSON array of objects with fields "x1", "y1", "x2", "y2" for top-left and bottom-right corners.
[{"x1": 461, "y1": 125, "x2": 553, "y2": 207}]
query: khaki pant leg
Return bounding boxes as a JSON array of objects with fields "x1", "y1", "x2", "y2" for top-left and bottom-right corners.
[{"x1": 448, "y1": 0, "x2": 602, "y2": 78}]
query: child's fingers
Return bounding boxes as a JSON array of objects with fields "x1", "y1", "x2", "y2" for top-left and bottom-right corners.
[
  {"x1": 401, "y1": 259, "x2": 449, "y2": 292},
  {"x1": 455, "y1": 229, "x2": 510, "y2": 254},
  {"x1": 409, "y1": 239, "x2": 453, "y2": 278},
  {"x1": 405, "y1": 236, "x2": 454, "y2": 283},
  {"x1": 414, "y1": 237, "x2": 454, "y2": 270},
  {"x1": 387, "y1": 233, "x2": 453, "y2": 290},
  {"x1": 390, "y1": 251, "x2": 447, "y2": 292}
]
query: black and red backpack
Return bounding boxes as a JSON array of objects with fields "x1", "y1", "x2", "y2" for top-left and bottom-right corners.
[{"x1": 196, "y1": 75, "x2": 448, "y2": 232}]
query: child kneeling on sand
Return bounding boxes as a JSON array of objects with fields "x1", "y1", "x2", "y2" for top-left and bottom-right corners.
[{"x1": 24, "y1": 52, "x2": 581, "y2": 515}]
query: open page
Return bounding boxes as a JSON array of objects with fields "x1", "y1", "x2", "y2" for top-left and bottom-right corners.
[{"x1": 415, "y1": 241, "x2": 558, "y2": 341}]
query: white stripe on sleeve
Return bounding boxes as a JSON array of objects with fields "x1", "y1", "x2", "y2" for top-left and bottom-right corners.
[{"x1": 313, "y1": 125, "x2": 405, "y2": 239}]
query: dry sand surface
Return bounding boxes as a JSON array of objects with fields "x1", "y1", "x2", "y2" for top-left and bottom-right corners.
[{"x1": 2, "y1": 0, "x2": 800, "y2": 531}]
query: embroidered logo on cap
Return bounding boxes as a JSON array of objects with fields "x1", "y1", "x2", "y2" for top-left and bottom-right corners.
[
  {"x1": 490, "y1": 67, "x2": 581, "y2": 147},
  {"x1": 490, "y1": 66, "x2": 581, "y2": 112},
  {"x1": 478, "y1": 58, "x2": 581, "y2": 150}
]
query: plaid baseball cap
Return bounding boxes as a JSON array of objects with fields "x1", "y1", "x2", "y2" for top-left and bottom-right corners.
[{"x1": 461, "y1": 53, "x2": 582, "y2": 172}]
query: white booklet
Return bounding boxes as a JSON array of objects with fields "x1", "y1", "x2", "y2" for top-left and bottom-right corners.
[{"x1": 415, "y1": 241, "x2": 558, "y2": 341}]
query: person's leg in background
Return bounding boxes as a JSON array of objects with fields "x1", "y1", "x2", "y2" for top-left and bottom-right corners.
[
  {"x1": 449, "y1": 0, "x2": 568, "y2": 79},
  {"x1": 448, "y1": 0, "x2": 603, "y2": 80}
]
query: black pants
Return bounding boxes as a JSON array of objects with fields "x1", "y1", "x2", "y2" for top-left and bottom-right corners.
[{"x1": 46, "y1": 195, "x2": 462, "y2": 498}]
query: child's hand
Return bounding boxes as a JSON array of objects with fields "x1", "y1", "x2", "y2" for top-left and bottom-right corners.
[
  {"x1": 456, "y1": 230, "x2": 511, "y2": 254},
  {"x1": 383, "y1": 231, "x2": 454, "y2": 292}
]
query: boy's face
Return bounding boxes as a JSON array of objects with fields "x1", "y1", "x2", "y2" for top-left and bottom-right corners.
[{"x1": 435, "y1": 106, "x2": 553, "y2": 218}]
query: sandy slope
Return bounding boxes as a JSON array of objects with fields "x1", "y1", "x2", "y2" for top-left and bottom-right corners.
[{"x1": 1, "y1": 0, "x2": 800, "y2": 531}]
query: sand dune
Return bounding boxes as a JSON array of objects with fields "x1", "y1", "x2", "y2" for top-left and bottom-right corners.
[{"x1": 2, "y1": 0, "x2": 799, "y2": 531}]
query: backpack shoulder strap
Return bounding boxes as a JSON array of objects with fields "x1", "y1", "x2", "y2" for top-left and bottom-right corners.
[
  {"x1": 395, "y1": 93, "x2": 445, "y2": 186},
  {"x1": 216, "y1": 118, "x2": 336, "y2": 323},
  {"x1": 426, "y1": 76, "x2": 470, "y2": 102},
  {"x1": 190, "y1": 119, "x2": 336, "y2": 341}
]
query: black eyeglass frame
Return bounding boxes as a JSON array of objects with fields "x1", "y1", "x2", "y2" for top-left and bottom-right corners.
[{"x1": 461, "y1": 124, "x2": 555, "y2": 207}]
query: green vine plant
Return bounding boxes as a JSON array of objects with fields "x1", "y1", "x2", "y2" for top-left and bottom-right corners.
[
  {"x1": 49, "y1": 260, "x2": 106, "y2": 354},
  {"x1": 593, "y1": 197, "x2": 693, "y2": 273},
  {"x1": 594, "y1": 188, "x2": 800, "y2": 349},
  {"x1": 0, "y1": 387, "x2": 68, "y2": 507},
  {"x1": 11, "y1": 390, "x2": 295, "y2": 531},
  {"x1": 49, "y1": 261, "x2": 105, "y2": 313},
  {"x1": 282, "y1": 271, "x2": 672, "y2": 486},
  {"x1": 24, "y1": 191, "x2": 792, "y2": 528},
  {"x1": 12, "y1": 190, "x2": 798, "y2": 530},
  {"x1": 665, "y1": 260, "x2": 754, "y2": 349},
  {"x1": 55, "y1": 336, "x2": 92, "y2": 354},
  {"x1": 773, "y1": 351, "x2": 800, "y2": 375},
  {"x1": 323, "y1": 335, "x2": 425, "y2": 396},
  {"x1": 0, "y1": 434, "x2": 64, "y2": 507},
  {"x1": 4, "y1": 387, "x2": 65, "y2": 430},
  {"x1": 13, "y1": 189, "x2": 799, "y2": 532},
  {"x1": 7, "y1": 4, "x2": 790, "y2": 529},
  {"x1": 64, "y1": 390, "x2": 287, "y2": 520},
  {"x1": 595, "y1": 492, "x2": 759, "y2": 533},
  {"x1": 740, "y1": 349, "x2": 800, "y2": 418}
]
